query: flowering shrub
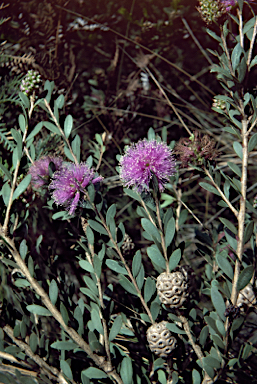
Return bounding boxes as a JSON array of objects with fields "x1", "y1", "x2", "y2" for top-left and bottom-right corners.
[{"x1": 1, "y1": 1, "x2": 257, "y2": 384}]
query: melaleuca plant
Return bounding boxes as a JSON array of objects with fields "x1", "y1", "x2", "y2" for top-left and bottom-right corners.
[{"x1": 0, "y1": 1, "x2": 257, "y2": 383}]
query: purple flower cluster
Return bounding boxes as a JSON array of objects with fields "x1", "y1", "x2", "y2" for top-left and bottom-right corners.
[
  {"x1": 49, "y1": 162, "x2": 103, "y2": 215},
  {"x1": 29, "y1": 156, "x2": 63, "y2": 190},
  {"x1": 119, "y1": 139, "x2": 176, "y2": 193},
  {"x1": 221, "y1": 0, "x2": 254, "y2": 11}
]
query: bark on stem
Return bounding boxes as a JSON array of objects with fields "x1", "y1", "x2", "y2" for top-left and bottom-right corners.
[{"x1": 230, "y1": 116, "x2": 248, "y2": 305}]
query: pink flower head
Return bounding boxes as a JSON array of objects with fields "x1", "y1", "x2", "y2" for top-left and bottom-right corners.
[
  {"x1": 49, "y1": 162, "x2": 103, "y2": 215},
  {"x1": 119, "y1": 139, "x2": 176, "y2": 193},
  {"x1": 29, "y1": 156, "x2": 63, "y2": 190}
]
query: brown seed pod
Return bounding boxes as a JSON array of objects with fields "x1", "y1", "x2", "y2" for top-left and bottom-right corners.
[
  {"x1": 146, "y1": 321, "x2": 177, "y2": 357},
  {"x1": 156, "y1": 270, "x2": 189, "y2": 308}
]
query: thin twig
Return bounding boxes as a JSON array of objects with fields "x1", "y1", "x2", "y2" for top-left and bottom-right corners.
[
  {"x1": 247, "y1": 16, "x2": 257, "y2": 66},
  {"x1": 154, "y1": 193, "x2": 169, "y2": 273},
  {"x1": 44, "y1": 99, "x2": 78, "y2": 164},
  {"x1": 145, "y1": 67, "x2": 192, "y2": 136},
  {"x1": 177, "y1": 312, "x2": 213, "y2": 383},
  {"x1": 204, "y1": 168, "x2": 238, "y2": 218},
  {"x1": 83, "y1": 227, "x2": 112, "y2": 371},
  {"x1": 2, "y1": 98, "x2": 34, "y2": 235},
  {"x1": 182, "y1": 18, "x2": 213, "y2": 65},
  {"x1": 220, "y1": 28, "x2": 234, "y2": 76},
  {"x1": 238, "y1": 8, "x2": 244, "y2": 49},
  {"x1": 230, "y1": 113, "x2": 249, "y2": 306}
]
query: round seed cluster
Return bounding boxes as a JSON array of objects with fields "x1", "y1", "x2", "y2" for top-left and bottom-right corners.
[
  {"x1": 20, "y1": 70, "x2": 41, "y2": 95},
  {"x1": 197, "y1": 0, "x2": 226, "y2": 24},
  {"x1": 146, "y1": 321, "x2": 177, "y2": 358},
  {"x1": 212, "y1": 96, "x2": 227, "y2": 111},
  {"x1": 156, "y1": 270, "x2": 189, "y2": 308}
]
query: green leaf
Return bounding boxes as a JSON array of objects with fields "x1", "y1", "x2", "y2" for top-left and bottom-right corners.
[
  {"x1": 224, "y1": 230, "x2": 237, "y2": 251},
  {"x1": 147, "y1": 127, "x2": 155, "y2": 140},
  {"x1": 86, "y1": 225, "x2": 94, "y2": 245},
  {"x1": 229, "y1": 110, "x2": 242, "y2": 129},
  {"x1": 0, "y1": 163, "x2": 12, "y2": 181},
  {"x1": 136, "y1": 264, "x2": 145, "y2": 290},
  {"x1": 202, "y1": 355, "x2": 220, "y2": 369},
  {"x1": 18, "y1": 114, "x2": 27, "y2": 133},
  {"x1": 44, "y1": 121, "x2": 60, "y2": 135},
  {"x1": 51, "y1": 341, "x2": 78, "y2": 351},
  {"x1": 199, "y1": 182, "x2": 220, "y2": 196},
  {"x1": 237, "y1": 0, "x2": 243, "y2": 10},
  {"x1": 211, "y1": 287, "x2": 226, "y2": 321},
  {"x1": 227, "y1": 162, "x2": 241, "y2": 178},
  {"x1": 109, "y1": 315, "x2": 122, "y2": 341},
  {"x1": 60, "y1": 302, "x2": 69, "y2": 325},
  {"x1": 55, "y1": 94, "x2": 65, "y2": 109},
  {"x1": 211, "y1": 334, "x2": 225, "y2": 349},
  {"x1": 106, "y1": 204, "x2": 116, "y2": 226},
  {"x1": 119, "y1": 275, "x2": 138, "y2": 296},
  {"x1": 27, "y1": 305, "x2": 51, "y2": 316},
  {"x1": 169, "y1": 249, "x2": 181, "y2": 271},
  {"x1": 199, "y1": 326, "x2": 209, "y2": 346},
  {"x1": 91, "y1": 308, "x2": 103, "y2": 334},
  {"x1": 147, "y1": 245, "x2": 166, "y2": 271},
  {"x1": 49, "y1": 280, "x2": 58, "y2": 306},
  {"x1": 14, "y1": 278, "x2": 30, "y2": 288},
  {"x1": 231, "y1": 42, "x2": 244, "y2": 72},
  {"x1": 132, "y1": 250, "x2": 142, "y2": 277},
  {"x1": 60, "y1": 360, "x2": 73, "y2": 380},
  {"x1": 88, "y1": 219, "x2": 108, "y2": 236},
  {"x1": 165, "y1": 217, "x2": 175, "y2": 248},
  {"x1": 19, "y1": 239, "x2": 28, "y2": 259},
  {"x1": 192, "y1": 369, "x2": 201, "y2": 384},
  {"x1": 144, "y1": 277, "x2": 156, "y2": 303},
  {"x1": 250, "y1": 55, "x2": 257, "y2": 68},
  {"x1": 216, "y1": 252, "x2": 233, "y2": 280},
  {"x1": 83, "y1": 275, "x2": 99, "y2": 296},
  {"x1": 64, "y1": 146, "x2": 75, "y2": 162},
  {"x1": 106, "y1": 259, "x2": 128, "y2": 275},
  {"x1": 124, "y1": 188, "x2": 141, "y2": 202},
  {"x1": 1, "y1": 182, "x2": 11, "y2": 206},
  {"x1": 72, "y1": 134, "x2": 81, "y2": 163},
  {"x1": 141, "y1": 218, "x2": 161, "y2": 243},
  {"x1": 64, "y1": 114, "x2": 73, "y2": 138},
  {"x1": 166, "y1": 322, "x2": 186, "y2": 334},
  {"x1": 219, "y1": 217, "x2": 237, "y2": 235},
  {"x1": 206, "y1": 29, "x2": 222, "y2": 42},
  {"x1": 244, "y1": 221, "x2": 254, "y2": 243},
  {"x1": 79, "y1": 260, "x2": 94, "y2": 273},
  {"x1": 19, "y1": 92, "x2": 30, "y2": 109},
  {"x1": 238, "y1": 266, "x2": 254, "y2": 291},
  {"x1": 29, "y1": 332, "x2": 38, "y2": 353},
  {"x1": 93, "y1": 255, "x2": 102, "y2": 279},
  {"x1": 82, "y1": 367, "x2": 108, "y2": 379},
  {"x1": 150, "y1": 301, "x2": 161, "y2": 321},
  {"x1": 248, "y1": 133, "x2": 257, "y2": 152},
  {"x1": 26, "y1": 122, "x2": 43, "y2": 142},
  {"x1": 12, "y1": 174, "x2": 31, "y2": 201},
  {"x1": 120, "y1": 357, "x2": 133, "y2": 384},
  {"x1": 233, "y1": 141, "x2": 243, "y2": 159}
]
